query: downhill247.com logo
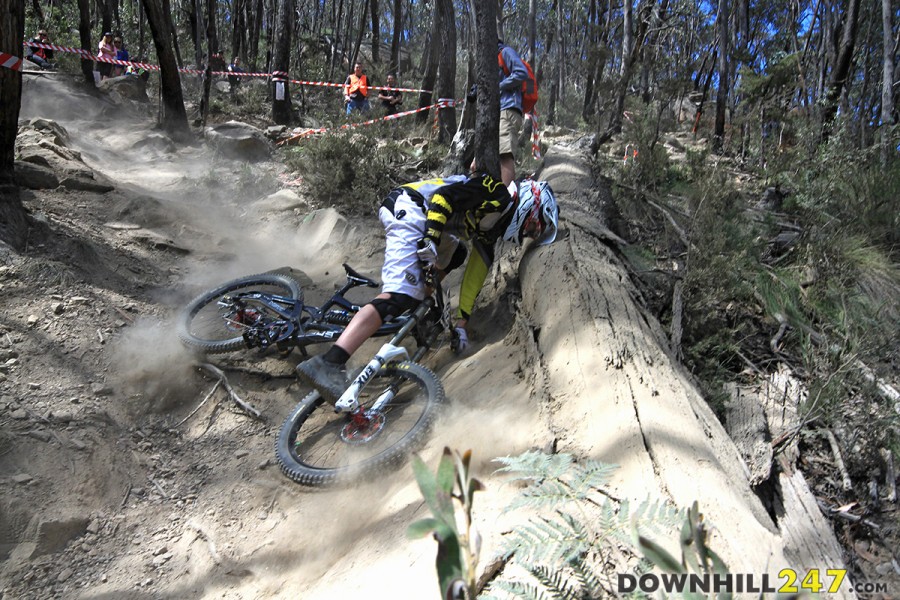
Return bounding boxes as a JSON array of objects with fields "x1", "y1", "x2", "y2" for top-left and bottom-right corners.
[{"x1": 616, "y1": 569, "x2": 887, "y2": 595}]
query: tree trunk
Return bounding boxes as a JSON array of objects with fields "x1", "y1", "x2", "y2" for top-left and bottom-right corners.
[
  {"x1": 471, "y1": 0, "x2": 500, "y2": 180},
  {"x1": 31, "y1": 0, "x2": 44, "y2": 25},
  {"x1": 389, "y1": 0, "x2": 401, "y2": 74},
  {"x1": 77, "y1": 0, "x2": 95, "y2": 85},
  {"x1": 434, "y1": 0, "x2": 457, "y2": 144},
  {"x1": 0, "y1": 0, "x2": 27, "y2": 249},
  {"x1": 518, "y1": 147, "x2": 855, "y2": 600},
  {"x1": 138, "y1": 0, "x2": 146, "y2": 60},
  {"x1": 416, "y1": 12, "x2": 440, "y2": 123},
  {"x1": 527, "y1": 0, "x2": 536, "y2": 62},
  {"x1": 450, "y1": 0, "x2": 478, "y2": 173},
  {"x1": 594, "y1": 0, "x2": 651, "y2": 148},
  {"x1": 231, "y1": 0, "x2": 245, "y2": 62},
  {"x1": 164, "y1": 0, "x2": 182, "y2": 67},
  {"x1": 271, "y1": 0, "x2": 293, "y2": 125},
  {"x1": 99, "y1": 0, "x2": 113, "y2": 35},
  {"x1": 880, "y1": 0, "x2": 895, "y2": 165},
  {"x1": 350, "y1": 0, "x2": 367, "y2": 72},
  {"x1": 370, "y1": 0, "x2": 379, "y2": 64},
  {"x1": 821, "y1": 0, "x2": 861, "y2": 139},
  {"x1": 190, "y1": 0, "x2": 203, "y2": 67},
  {"x1": 199, "y1": 0, "x2": 217, "y2": 126},
  {"x1": 140, "y1": 0, "x2": 191, "y2": 140},
  {"x1": 713, "y1": 0, "x2": 729, "y2": 151},
  {"x1": 248, "y1": 0, "x2": 262, "y2": 71}
]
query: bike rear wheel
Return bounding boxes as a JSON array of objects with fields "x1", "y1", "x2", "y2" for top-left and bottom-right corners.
[
  {"x1": 276, "y1": 361, "x2": 444, "y2": 487},
  {"x1": 177, "y1": 273, "x2": 303, "y2": 354}
]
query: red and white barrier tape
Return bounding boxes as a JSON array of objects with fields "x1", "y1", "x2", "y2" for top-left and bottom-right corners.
[
  {"x1": 23, "y1": 41, "x2": 434, "y2": 93},
  {"x1": 526, "y1": 112, "x2": 541, "y2": 159},
  {"x1": 278, "y1": 99, "x2": 458, "y2": 145},
  {"x1": 1, "y1": 52, "x2": 22, "y2": 72}
]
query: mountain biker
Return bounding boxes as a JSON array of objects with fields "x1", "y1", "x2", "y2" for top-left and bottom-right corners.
[{"x1": 296, "y1": 172, "x2": 559, "y2": 402}]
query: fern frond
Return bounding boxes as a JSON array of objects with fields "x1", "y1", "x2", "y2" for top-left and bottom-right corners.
[
  {"x1": 506, "y1": 479, "x2": 576, "y2": 511},
  {"x1": 507, "y1": 516, "x2": 588, "y2": 565},
  {"x1": 569, "y1": 560, "x2": 605, "y2": 598},
  {"x1": 494, "y1": 451, "x2": 576, "y2": 482},
  {"x1": 528, "y1": 564, "x2": 583, "y2": 600},
  {"x1": 567, "y1": 460, "x2": 618, "y2": 496},
  {"x1": 487, "y1": 578, "x2": 555, "y2": 600}
]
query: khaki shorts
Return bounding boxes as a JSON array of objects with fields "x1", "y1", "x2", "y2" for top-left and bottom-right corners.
[{"x1": 499, "y1": 109, "x2": 523, "y2": 158}]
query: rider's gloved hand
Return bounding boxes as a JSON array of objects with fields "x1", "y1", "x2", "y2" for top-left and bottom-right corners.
[
  {"x1": 451, "y1": 326, "x2": 469, "y2": 355},
  {"x1": 416, "y1": 238, "x2": 438, "y2": 267}
]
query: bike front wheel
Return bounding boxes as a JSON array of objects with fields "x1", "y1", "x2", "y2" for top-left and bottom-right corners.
[
  {"x1": 276, "y1": 361, "x2": 445, "y2": 487},
  {"x1": 177, "y1": 273, "x2": 303, "y2": 354}
]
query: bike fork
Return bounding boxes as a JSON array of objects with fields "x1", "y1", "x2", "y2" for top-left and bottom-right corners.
[
  {"x1": 334, "y1": 343, "x2": 408, "y2": 412},
  {"x1": 333, "y1": 298, "x2": 433, "y2": 413}
]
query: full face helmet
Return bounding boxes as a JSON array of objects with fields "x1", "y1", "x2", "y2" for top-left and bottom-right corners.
[{"x1": 502, "y1": 179, "x2": 559, "y2": 246}]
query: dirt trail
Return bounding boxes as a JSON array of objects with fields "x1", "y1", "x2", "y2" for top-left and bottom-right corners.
[{"x1": 1, "y1": 73, "x2": 858, "y2": 599}]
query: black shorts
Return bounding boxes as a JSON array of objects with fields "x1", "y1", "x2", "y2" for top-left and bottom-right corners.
[{"x1": 98, "y1": 62, "x2": 112, "y2": 77}]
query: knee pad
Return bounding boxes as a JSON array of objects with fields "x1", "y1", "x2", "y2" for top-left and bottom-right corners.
[
  {"x1": 370, "y1": 293, "x2": 419, "y2": 321},
  {"x1": 444, "y1": 243, "x2": 468, "y2": 274}
]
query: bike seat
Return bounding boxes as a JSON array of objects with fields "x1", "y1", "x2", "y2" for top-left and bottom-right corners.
[{"x1": 343, "y1": 263, "x2": 379, "y2": 288}]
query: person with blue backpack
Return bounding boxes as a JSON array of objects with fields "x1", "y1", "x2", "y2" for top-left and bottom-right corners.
[{"x1": 296, "y1": 173, "x2": 560, "y2": 402}]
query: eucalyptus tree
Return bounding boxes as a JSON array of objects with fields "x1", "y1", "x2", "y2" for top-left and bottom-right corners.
[
  {"x1": 141, "y1": 0, "x2": 190, "y2": 140},
  {"x1": 434, "y1": 0, "x2": 457, "y2": 143},
  {"x1": 389, "y1": 0, "x2": 402, "y2": 74},
  {"x1": 471, "y1": 0, "x2": 501, "y2": 180},
  {"x1": 880, "y1": 0, "x2": 895, "y2": 164},
  {"x1": 714, "y1": 0, "x2": 729, "y2": 150},
  {"x1": 821, "y1": 0, "x2": 861, "y2": 139},
  {"x1": 272, "y1": 0, "x2": 294, "y2": 124},
  {"x1": 0, "y1": 0, "x2": 27, "y2": 248},
  {"x1": 77, "y1": 0, "x2": 94, "y2": 84}
]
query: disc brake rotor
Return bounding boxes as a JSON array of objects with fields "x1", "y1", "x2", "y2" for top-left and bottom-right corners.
[{"x1": 340, "y1": 410, "x2": 386, "y2": 445}]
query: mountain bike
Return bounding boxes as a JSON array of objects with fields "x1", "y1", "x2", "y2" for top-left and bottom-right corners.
[{"x1": 176, "y1": 264, "x2": 451, "y2": 487}]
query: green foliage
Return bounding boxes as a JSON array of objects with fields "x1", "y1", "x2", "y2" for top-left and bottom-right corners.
[
  {"x1": 409, "y1": 448, "x2": 485, "y2": 600},
  {"x1": 678, "y1": 166, "x2": 761, "y2": 412},
  {"x1": 618, "y1": 108, "x2": 673, "y2": 194},
  {"x1": 481, "y1": 451, "x2": 682, "y2": 600},
  {"x1": 737, "y1": 53, "x2": 801, "y2": 105},
  {"x1": 282, "y1": 128, "x2": 411, "y2": 214}
]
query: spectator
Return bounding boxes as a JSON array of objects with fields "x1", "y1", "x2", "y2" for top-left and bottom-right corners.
[
  {"x1": 343, "y1": 62, "x2": 370, "y2": 116},
  {"x1": 25, "y1": 30, "x2": 54, "y2": 70},
  {"x1": 377, "y1": 73, "x2": 403, "y2": 117},
  {"x1": 97, "y1": 32, "x2": 116, "y2": 81},
  {"x1": 497, "y1": 41, "x2": 529, "y2": 186},
  {"x1": 226, "y1": 57, "x2": 244, "y2": 93},
  {"x1": 112, "y1": 37, "x2": 129, "y2": 77}
]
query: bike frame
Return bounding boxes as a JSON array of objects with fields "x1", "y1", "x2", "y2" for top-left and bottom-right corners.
[{"x1": 223, "y1": 265, "x2": 420, "y2": 352}]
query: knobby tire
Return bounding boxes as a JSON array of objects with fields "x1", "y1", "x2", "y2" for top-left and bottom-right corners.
[
  {"x1": 177, "y1": 273, "x2": 303, "y2": 354},
  {"x1": 275, "y1": 361, "x2": 444, "y2": 487}
]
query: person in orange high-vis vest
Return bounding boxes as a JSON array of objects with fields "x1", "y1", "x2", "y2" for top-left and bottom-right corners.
[{"x1": 343, "y1": 62, "x2": 371, "y2": 115}]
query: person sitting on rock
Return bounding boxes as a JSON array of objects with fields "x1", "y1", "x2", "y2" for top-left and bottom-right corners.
[{"x1": 25, "y1": 30, "x2": 54, "y2": 70}]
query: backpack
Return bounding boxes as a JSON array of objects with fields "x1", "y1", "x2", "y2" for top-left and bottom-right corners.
[{"x1": 498, "y1": 48, "x2": 538, "y2": 115}]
